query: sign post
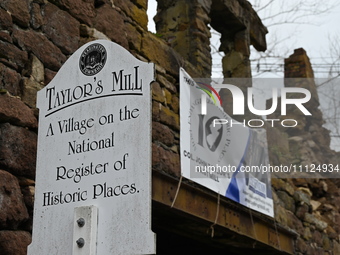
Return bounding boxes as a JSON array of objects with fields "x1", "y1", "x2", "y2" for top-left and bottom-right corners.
[{"x1": 28, "y1": 40, "x2": 156, "y2": 254}]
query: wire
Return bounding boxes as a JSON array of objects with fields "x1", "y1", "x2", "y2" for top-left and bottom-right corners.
[{"x1": 250, "y1": 62, "x2": 340, "y2": 74}]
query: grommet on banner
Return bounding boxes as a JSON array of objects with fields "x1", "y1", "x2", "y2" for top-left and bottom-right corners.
[
  {"x1": 171, "y1": 175, "x2": 183, "y2": 208},
  {"x1": 249, "y1": 207, "x2": 257, "y2": 248},
  {"x1": 209, "y1": 193, "x2": 220, "y2": 238}
]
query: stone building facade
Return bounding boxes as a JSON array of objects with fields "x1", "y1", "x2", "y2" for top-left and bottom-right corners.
[{"x1": 0, "y1": 0, "x2": 339, "y2": 254}]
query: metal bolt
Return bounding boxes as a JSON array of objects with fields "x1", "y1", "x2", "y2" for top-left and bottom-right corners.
[
  {"x1": 77, "y1": 218, "x2": 85, "y2": 227},
  {"x1": 76, "y1": 238, "x2": 85, "y2": 248}
]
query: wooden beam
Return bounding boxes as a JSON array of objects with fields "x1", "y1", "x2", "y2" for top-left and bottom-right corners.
[{"x1": 152, "y1": 171, "x2": 295, "y2": 254}]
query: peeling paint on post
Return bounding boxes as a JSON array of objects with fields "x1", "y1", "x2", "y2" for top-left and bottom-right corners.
[{"x1": 28, "y1": 40, "x2": 156, "y2": 255}]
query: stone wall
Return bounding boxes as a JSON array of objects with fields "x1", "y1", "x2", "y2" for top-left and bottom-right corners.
[
  {"x1": 0, "y1": 0, "x2": 339, "y2": 254},
  {"x1": 267, "y1": 48, "x2": 340, "y2": 255}
]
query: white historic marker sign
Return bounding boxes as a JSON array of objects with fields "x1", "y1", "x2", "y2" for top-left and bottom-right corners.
[{"x1": 28, "y1": 40, "x2": 156, "y2": 254}]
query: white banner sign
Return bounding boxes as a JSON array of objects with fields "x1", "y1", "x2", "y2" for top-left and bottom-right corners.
[{"x1": 180, "y1": 68, "x2": 274, "y2": 217}]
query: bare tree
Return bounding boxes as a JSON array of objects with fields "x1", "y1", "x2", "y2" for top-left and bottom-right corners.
[{"x1": 248, "y1": 0, "x2": 338, "y2": 76}]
